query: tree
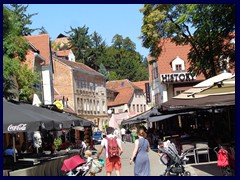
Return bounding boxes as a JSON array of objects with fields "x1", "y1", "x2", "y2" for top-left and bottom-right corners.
[
  {"x1": 87, "y1": 31, "x2": 107, "y2": 70},
  {"x1": 10, "y1": 4, "x2": 38, "y2": 36},
  {"x1": 3, "y1": 5, "x2": 40, "y2": 101},
  {"x1": 140, "y1": 4, "x2": 235, "y2": 78},
  {"x1": 66, "y1": 26, "x2": 93, "y2": 63},
  {"x1": 38, "y1": 26, "x2": 48, "y2": 34},
  {"x1": 99, "y1": 34, "x2": 149, "y2": 81},
  {"x1": 98, "y1": 63, "x2": 109, "y2": 80}
]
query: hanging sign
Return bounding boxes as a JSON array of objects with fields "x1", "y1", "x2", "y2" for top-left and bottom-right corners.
[{"x1": 53, "y1": 100, "x2": 63, "y2": 110}]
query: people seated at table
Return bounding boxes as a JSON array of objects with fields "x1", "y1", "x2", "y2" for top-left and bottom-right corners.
[
  {"x1": 76, "y1": 138, "x2": 87, "y2": 150},
  {"x1": 4, "y1": 144, "x2": 18, "y2": 157},
  {"x1": 20, "y1": 141, "x2": 28, "y2": 153}
]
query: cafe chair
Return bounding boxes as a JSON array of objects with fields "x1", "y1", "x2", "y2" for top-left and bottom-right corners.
[
  {"x1": 195, "y1": 142, "x2": 210, "y2": 163},
  {"x1": 181, "y1": 143, "x2": 197, "y2": 164}
]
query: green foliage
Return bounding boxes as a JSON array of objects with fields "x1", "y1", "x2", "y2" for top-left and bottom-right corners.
[
  {"x1": 38, "y1": 26, "x2": 48, "y2": 34},
  {"x1": 98, "y1": 63, "x2": 109, "y2": 80},
  {"x1": 66, "y1": 25, "x2": 149, "y2": 81},
  {"x1": 10, "y1": 4, "x2": 38, "y2": 36},
  {"x1": 3, "y1": 56, "x2": 20, "y2": 99},
  {"x1": 16, "y1": 64, "x2": 41, "y2": 102},
  {"x1": 3, "y1": 4, "x2": 41, "y2": 101},
  {"x1": 65, "y1": 26, "x2": 93, "y2": 63},
  {"x1": 140, "y1": 4, "x2": 235, "y2": 78}
]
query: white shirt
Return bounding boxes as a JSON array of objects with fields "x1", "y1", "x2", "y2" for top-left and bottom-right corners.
[
  {"x1": 121, "y1": 128, "x2": 126, "y2": 135},
  {"x1": 100, "y1": 134, "x2": 121, "y2": 158}
]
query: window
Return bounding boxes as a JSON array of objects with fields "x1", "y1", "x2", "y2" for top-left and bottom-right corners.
[
  {"x1": 137, "y1": 104, "x2": 139, "y2": 113},
  {"x1": 132, "y1": 104, "x2": 135, "y2": 112},
  {"x1": 175, "y1": 64, "x2": 182, "y2": 71},
  {"x1": 120, "y1": 82, "x2": 124, "y2": 87}
]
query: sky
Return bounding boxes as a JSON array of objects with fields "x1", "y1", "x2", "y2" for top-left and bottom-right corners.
[{"x1": 26, "y1": 4, "x2": 150, "y2": 58}]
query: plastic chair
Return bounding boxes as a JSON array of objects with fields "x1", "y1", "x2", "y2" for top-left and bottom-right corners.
[
  {"x1": 195, "y1": 142, "x2": 210, "y2": 163},
  {"x1": 181, "y1": 143, "x2": 197, "y2": 164}
]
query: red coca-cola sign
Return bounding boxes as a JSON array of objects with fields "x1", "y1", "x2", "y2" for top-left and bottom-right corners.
[{"x1": 7, "y1": 124, "x2": 27, "y2": 132}]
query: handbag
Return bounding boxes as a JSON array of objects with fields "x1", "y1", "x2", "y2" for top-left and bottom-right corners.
[
  {"x1": 90, "y1": 159, "x2": 103, "y2": 174},
  {"x1": 133, "y1": 139, "x2": 145, "y2": 162}
]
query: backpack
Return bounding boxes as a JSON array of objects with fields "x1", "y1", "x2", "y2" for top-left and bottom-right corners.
[{"x1": 106, "y1": 136, "x2": 119, "y2": 158}]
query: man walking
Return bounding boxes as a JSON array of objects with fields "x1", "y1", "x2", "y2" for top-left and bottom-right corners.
[
  {"x1": 97, "y1": 127, "x2": 123, "y2": 176},
  {"x1": 121, "y1": 127, "x2": 126, "y2": 143}
]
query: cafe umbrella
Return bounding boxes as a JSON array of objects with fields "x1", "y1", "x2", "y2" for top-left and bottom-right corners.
[
  {"x1": 4, "y1": 99, "x2": 95, "y2": 161},
  {"x1": 3, "y1": 99, "x2": 56, "y2": 162}
]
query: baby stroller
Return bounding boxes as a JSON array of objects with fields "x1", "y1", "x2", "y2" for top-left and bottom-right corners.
[
  {"x1": 160, "y1": 142, "x2": 191, "y2": 176},
  {"x1": 61, "y1": 155, "x2": 90, "y2": 176},
  {"x1": 214, "y1": 146, "x2": 235, "y2": 176}
]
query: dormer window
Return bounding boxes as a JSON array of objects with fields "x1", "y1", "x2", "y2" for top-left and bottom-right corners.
[
  {"x1": 121, "y1": 82, "x2": 124, "y2": 87},
  {"x1": 171, "y1": 56, "x2": 185, "y2": 72}
]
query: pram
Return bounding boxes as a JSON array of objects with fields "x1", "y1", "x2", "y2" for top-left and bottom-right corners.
[
  {"x1": 214, "y1": 146, "x2": 235, "y2": 176},
  {"x1": 61, "y1": 155, "x2": 90, "y2": 176},
  {"x1": 160, "y1": 142, "x2": 192, "y2": 176}
]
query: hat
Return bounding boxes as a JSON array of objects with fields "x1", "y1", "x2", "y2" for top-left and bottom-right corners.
[{"x1": 84, "y1": 150, "x2": 92, "y2": 156}]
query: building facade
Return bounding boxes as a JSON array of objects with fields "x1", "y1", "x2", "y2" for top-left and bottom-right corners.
[
  {"x1": 24, "y1": 34, "x2": 54, "y2": 105},
  {"x1": 53, "y1": 56, "x2": 108, "y2": 130},
  {"x1": 148, "y1": 38, "x2": 205, "y2": 107},
  {"x1": 106, "y1": 79, "x2": 151, "y2": 128}
]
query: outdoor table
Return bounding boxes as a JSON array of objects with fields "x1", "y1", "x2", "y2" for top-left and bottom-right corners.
[{"x1": 7, "y1": 152, "x2": 77, "y2": 176}]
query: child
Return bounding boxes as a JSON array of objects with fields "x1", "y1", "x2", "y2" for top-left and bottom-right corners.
[{"x1": 79, "y1": 150, "x2": 95, "y2": 176}]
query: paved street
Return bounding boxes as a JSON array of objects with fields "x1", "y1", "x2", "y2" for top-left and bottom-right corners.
[{"x1": 93, "y1": 142, "x2": 223, "y2": 176}]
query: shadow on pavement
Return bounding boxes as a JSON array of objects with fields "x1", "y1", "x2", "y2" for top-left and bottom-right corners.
[{"x1": 191, "y1": 162, "x2": 222, "y2": 176}]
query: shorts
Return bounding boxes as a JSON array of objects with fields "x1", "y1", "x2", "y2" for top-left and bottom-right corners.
[{"x1": 105, "y1": 156, "x2": 121, "y2": 172}]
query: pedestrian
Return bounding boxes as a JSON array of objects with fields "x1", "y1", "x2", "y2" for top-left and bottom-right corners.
[
  {"x1": 114, "y1": 128, "x2": 121, "y2": 140},
  {"x1": 120, "y1": 127, "x2": 126, "y2": 143},
  {"x1": 130, "y1": 127, "x2": 150, "y2": 176},
  {"x1": 96, "y1": 127, "x2": 123, "y2": 176}
]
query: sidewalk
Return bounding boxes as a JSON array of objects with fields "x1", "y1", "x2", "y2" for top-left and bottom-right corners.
[{"x1": 94, "y1": 142, "x2": 222, "y2": 176}]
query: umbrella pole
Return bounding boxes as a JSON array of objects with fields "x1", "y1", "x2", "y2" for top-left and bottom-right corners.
[{"x1": 13, "y1": 134, "x2": 16, "y2": 163}]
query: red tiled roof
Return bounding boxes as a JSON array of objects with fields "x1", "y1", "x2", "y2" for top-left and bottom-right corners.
[
  {"x1": 106, "y1": 79, "x2": 143, "y2": 107},
  {"x1": 56, "y1": 50, "x2": 70, "y2": 57},
  {"x1": 24, "y1": 34, "x2": 51, "y2": 65},
  {"x1": 149, "y1": 38, "x2": 205, "y2": 81},
  {"x1": 53, "y1": 56, "x2": 104, "y2": 77},
  {"x1": 132, "y1": 80, "x2": 149, "y2": 93}
]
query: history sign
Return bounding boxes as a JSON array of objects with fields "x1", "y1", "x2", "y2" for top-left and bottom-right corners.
[{"x1": 161, "y1": 72, "x2": 196, "y2": 83}]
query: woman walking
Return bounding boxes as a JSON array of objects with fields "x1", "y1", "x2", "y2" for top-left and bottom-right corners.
[{"x1": 129, "y1": 127, "x2": 150, "y2": 176}]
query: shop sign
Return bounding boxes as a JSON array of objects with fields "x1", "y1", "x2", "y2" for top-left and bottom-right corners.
[
  {"x1": 8, "y1": 124, "x2": 27, "y2": 132},
  {"x1": 161, "y1": 72, "x2": 196, "y2": 83},
  {"x1": 145, "y1": 83, "x2": 151, "y2": 103}
]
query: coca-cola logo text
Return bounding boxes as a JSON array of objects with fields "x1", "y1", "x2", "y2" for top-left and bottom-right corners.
[{"x1": 8, "y1": 124, "x2": 27, "y2": 132}]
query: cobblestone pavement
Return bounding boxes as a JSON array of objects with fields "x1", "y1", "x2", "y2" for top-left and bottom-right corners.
[{"x1": 92, "y1": 142, "x2": 223, "y2": 176}]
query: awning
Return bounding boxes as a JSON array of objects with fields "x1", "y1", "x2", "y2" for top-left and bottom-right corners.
[
  {"x1": 162, "y1": 93, "x2": 235, "y2": 111},
  {"x1": 161, "y1": 73, "x2": 235, "y2": 111},
  {"x1": 121, "y1": 119, "x2": 147, "y2": 125},
  {"x1": 3, "y1": 99, "x2": 94, "y2": 133},
  {"x1": 121, "y1": 107, "x2": 161, "y2": 125},
  {"x1": 148, "y1": 114, "x2": 177, "y2": 123}
]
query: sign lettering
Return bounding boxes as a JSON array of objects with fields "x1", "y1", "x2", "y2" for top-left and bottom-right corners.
[
  {"x1": 7, "y1": 124, "x2": 27, "y2": 132},
  {"x1": 161, "y1": 73, "x2": 196, "y2": 83},
  {"x1": 145, "y1": 83, "x2": 151, "y2": 103}
]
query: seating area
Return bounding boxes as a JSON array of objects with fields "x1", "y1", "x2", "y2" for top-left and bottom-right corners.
[{"x1": 180, "y1": 141, "x2": 210, "y2": 164}]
